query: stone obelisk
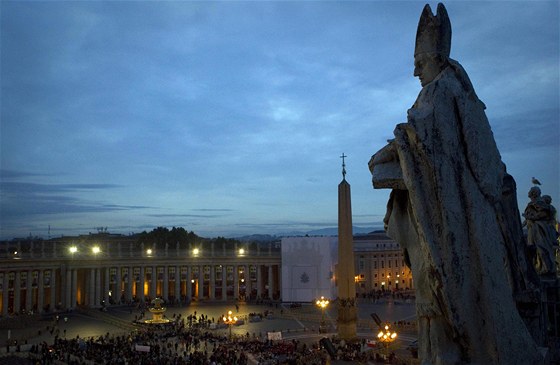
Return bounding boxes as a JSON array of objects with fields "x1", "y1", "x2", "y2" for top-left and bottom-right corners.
[{"x1": 337, "y1": 153, "x2": 357, "y2": 340}]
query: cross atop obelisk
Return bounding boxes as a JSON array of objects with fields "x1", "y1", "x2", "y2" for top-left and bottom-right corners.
[{"x1": 340, "y1": 153, "x2": 347, "y2": 180}]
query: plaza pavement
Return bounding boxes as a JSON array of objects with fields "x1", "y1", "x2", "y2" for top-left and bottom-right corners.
[{"x1": 1, "y1": 297, "x2": 418, "y2": 363}]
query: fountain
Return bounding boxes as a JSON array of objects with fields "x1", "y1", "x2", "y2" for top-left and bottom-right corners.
[{"x1": 143, "y1": 297, "x2": 170, "y2": 324}]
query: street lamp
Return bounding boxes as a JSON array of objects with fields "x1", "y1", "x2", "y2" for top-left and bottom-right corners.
[
  {"x1": 222, "y1": 310, "x2": 238, "y2": 339},
  {"x1": 316, "y1": 296, "x2": 329, "y2": 332},
  {"x1": 377, "y1": 323, "x2": 398, "y2": 358},
  {"x1": 69, "y1": 246, "x2": 78, "y2": 260},
  {"x1": 92, "y1": 246, "x2": 100, "y2": 255}
]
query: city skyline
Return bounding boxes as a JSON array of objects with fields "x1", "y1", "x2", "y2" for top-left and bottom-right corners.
[{"x1": 1, "y1": 1, "x2": 559, "y2": 240}]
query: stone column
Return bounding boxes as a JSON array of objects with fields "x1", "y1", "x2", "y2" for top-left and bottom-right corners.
[
  {"x1": 246, "y1": 267, "x2": 253, "y2": 299},
  {"x1": 174, "y1": 266, "x2": 180, "y2": 304},
  {"x1": 268, "y1": 265, "x2": 275, "y2": 300},
  {"x1": 115, "y1": 266, "x2": 122, "y2": 304},
  {"x1": 163, "y1": 267, "x2": 169, "y2": 301},
  {"x1": 186, "y1": 266, "x2": 192, "y2": 301},
  {"x1": 174, "y1": 267, "x2": 180, "y2": 301},
  {"x1": 150, "y1": 266, "x2": 156, "y2": 299},
  {"x1": 88, "y1": 269, "x2": 95, "y2": 307},
  {"x1": 138, "y1": 266, "x2": 145, "y2": 302},
  {"x1": 50, "y1": 269, "x2": 57, "y2": 311},
  {"x1": 26, "y1": 270, "x2": 33, "y2": 312},
  {"x1": 103, "y1": 268, "x2": 110, "y2": 305},
  {"x1": 2, "y1": 272, "x2": 9, "y2": 316},
  {"x1": 95, "y1": 268, "x2": 101, "y2": 307},
  {"x1": 85, "y1": 268, "x2": 95, "y2": 308},
  {"x1": 198, "y1": 265, "x2": 204, "y2": 300},
  {"x1": 65, "y1": 269, "x2": 72, "y2": 309},
  {"x1": 209, "y1": 266, "x2": 215, "y2": 300},
  {"x1": 37, "y1": 270, "x2": 44, "y2": 312},
  {"x1": 126, "y1": 267, "x2": 133, "y2": 302},
  {"x1": 14, "y1": 271, "x2": 21, "y2": 313},
  {"x1": 256, "y1": 265, "x2": 263, "y2": 299},
  {"x1": 233, "y1": 266, "x2": 239, "y2": 300},
  {"x1": 71, "y1": 269, "x2": 77, "y2": 308},
  {"x1": 222, "y1": 266, "x2": 227, "y2": 301}
]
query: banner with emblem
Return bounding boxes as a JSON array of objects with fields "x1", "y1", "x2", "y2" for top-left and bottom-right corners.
[
  {"x1": 169, "y1": 267, "x2": 176, "y2": 282},
  {"x1": 43, "y1": 270, "x2": 51, "y2": 287}
]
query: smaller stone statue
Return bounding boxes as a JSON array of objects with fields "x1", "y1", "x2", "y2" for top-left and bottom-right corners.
[
  {"x1": 542, "y1": 195, "x2": 560, "y2": 274},
  {"x1": 523, "y1": 186, "x2": 559, "y2": 277}
]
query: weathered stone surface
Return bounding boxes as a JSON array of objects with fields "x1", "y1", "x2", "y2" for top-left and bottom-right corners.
[
  {"x1": 369, "y1": 142, "x2": 405, "y2": 190},
  {"x1": 369, "y1": 3, "x2": 543, "y2": 364}
]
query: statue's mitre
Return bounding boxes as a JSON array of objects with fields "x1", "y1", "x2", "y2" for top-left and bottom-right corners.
[{"x1": 414, "y1": 3, "x2": 451, "y2": 57}]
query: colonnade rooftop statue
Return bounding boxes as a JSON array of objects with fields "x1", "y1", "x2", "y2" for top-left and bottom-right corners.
[
  {"x1": 369, "y1": 3, "x2": 544, "y2": 364},
  {"x1": 523, "y1": 184, "x2": 559, "y2": 278}
]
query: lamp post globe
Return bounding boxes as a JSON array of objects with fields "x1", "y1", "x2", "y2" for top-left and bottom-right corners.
[
  {"x1": 316, "y1": 296, "x2": 329, "y2": 333},
  {"x1": 223, "y1": 310, "x2": 238, "y2": 339}
]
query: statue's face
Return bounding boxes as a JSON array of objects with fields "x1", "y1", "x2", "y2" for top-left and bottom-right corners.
[{"x1": 414, "y1": 53, "x2": 444, "y2": 87}]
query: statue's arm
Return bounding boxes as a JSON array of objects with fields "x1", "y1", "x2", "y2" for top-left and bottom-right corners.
[
  {"x1": 368, "y1": 140, "x2": 398, "y2": 173},
  {"x1": 369, "y1": 137, "x2": 406, "y2": 190},
  {"x1": 370, "y1": 121, "x2": 418, "y2": 171}
]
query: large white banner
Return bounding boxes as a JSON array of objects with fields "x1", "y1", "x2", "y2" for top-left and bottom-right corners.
[{"x1": 267, "y1": 332, "x2": 282, "y2": 341}]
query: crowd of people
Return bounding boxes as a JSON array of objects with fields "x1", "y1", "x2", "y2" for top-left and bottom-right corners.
[
  {"x1": 19, "y1": 308, "x2": 411, "y2": 365},
  {"x1": 24, "y1": 312, "x2": 338, "y2": 365},
  {"x1": 4, "y1": 300, "x2": 421, "y2": 365}
]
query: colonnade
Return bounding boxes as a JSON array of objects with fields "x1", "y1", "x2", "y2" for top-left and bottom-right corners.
[
  {"x1": 0, "y1": 263, "x2": 280, "y2": 315},
  {"x1": 0, "y1": 268, "x2": 57, "y2": 316}
]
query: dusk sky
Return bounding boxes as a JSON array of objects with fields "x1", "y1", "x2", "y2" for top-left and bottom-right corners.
[{"x1": 1, "y1": 1, "x2": 558, "y2": 240}]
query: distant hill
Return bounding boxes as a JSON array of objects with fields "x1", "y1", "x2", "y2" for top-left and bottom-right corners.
[
  {"x1": 300, "y1": 226, "x2": 378, "y2": 237},
  {"x1": 235, "y1": 234, "x2": 280, "y2": 242},
  {"x1": 234, "y1": 226, "x2": 379, "y2": 240}
]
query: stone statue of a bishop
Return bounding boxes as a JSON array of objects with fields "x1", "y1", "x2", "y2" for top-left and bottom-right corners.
[{"x1": 369, "y1": 3, "x2": 543, "y2": 364}]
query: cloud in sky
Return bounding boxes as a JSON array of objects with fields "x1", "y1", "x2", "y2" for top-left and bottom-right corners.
[{"x1": 1, "y1": 1, "x2": 558, "y2": 239}]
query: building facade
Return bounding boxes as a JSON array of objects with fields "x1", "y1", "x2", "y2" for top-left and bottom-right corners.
[
  {"x1": 0, "y1": 231, "x2": 412, "y2": 316},
  {"x1": 353, "y1": 232, "x2": 414, "y2": 295},
  {"x1": 0, "y1": 234, "x2": 281, "y2": 316}
]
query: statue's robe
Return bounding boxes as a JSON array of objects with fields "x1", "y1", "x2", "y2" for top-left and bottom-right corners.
[
  {"x1": 525, "y1": 199, "x2": 558, "y2": 275},
  {"x1": 384, "y1": 60, "x2": 542, "y2": 365}
]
